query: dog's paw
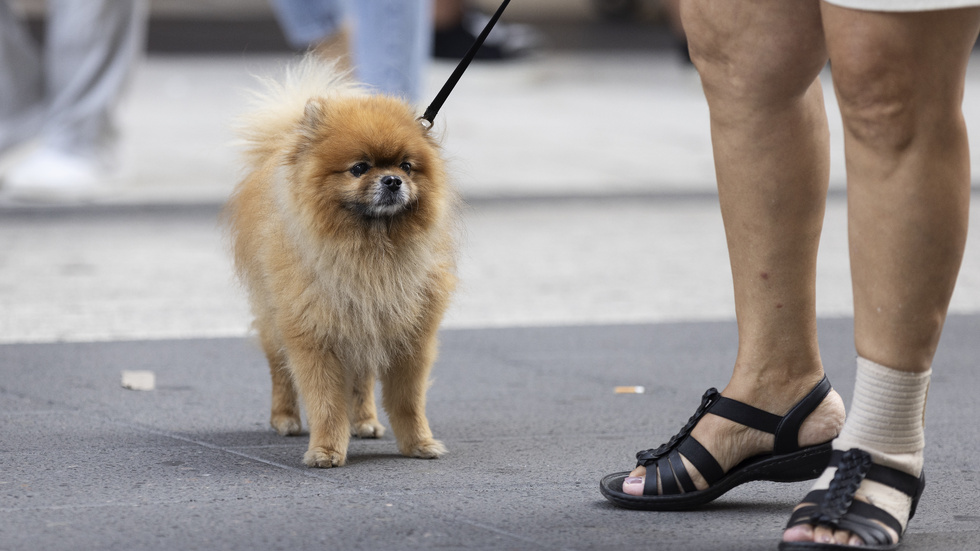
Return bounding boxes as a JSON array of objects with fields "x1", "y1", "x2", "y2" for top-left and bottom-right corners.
[
  {"x1": 351, "y1": 420, "x2": 386, "y2": 439},
  {"x1": 402, "y1": 438, "x2": 447, "y2": 459},
  {"x1": 271, "y1": 414, "x2": 303, "y2": 436},
  {"x1": 303, "y1": 447, "x2": 346, "y2": 468}
]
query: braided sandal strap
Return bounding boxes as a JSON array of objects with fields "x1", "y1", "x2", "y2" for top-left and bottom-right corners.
[
  {"x1": 785, "y1": 448, "x2": 924, "y2": 546},
  {"x1": 636, "y1": 388, "x2": 720, "y2": 468}
]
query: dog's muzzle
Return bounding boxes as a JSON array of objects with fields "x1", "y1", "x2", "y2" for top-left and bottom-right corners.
[{"x1": 369, "y1": 175, "x2": 411, "y2": 215}]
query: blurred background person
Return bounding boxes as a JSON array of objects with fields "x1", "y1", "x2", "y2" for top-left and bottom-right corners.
[
  {"x1": 270, "y1": 0, "x2": 539, "y2": 105},
  {"x1": 270, "y1": 0, "x2": 432, "y2": 104},
  {"x1": 0, "y1": 0, "x2": 148, "y2": 200}
]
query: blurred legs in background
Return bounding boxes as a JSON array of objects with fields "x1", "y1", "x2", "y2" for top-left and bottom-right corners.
[
  {"x1": 0, "y1": 0, "x2": 148, "y2": 200},
  {"x1": 270, "y1": 0, "x2": 431, "y2": 104}
]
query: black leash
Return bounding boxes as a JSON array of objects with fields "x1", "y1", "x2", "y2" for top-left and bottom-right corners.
[{"x1": 419, "y1": 0, "x2": 512, "y2": 129}]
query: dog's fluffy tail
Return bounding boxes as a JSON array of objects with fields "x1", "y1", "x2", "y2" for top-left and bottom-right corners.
[{"x1": 235, "y1": 55, "x2": 365, "y2": 161}]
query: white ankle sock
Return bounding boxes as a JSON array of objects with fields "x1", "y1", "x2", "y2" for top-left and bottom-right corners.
[{"x1": 810, "y1": 356, "x2": 930, "y2": 532}]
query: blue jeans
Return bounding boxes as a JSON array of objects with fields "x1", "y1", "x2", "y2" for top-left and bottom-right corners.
[{"x1": 270, "y1": 0, "x2": 431, "y2": 104}]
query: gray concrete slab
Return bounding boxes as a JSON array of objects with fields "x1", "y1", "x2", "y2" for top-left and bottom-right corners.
[{"x1": 2, "y1": 318, "x2": 978, "y2": 550}]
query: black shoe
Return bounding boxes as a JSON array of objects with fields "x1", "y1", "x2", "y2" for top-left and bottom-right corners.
[{"x1": 433, "y1": 11, "x2": 540, "y2": 61}]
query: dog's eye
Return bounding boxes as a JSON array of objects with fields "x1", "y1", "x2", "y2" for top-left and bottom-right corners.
[
  {"x1": 399, "y1": 162, "x2": 412, "y2": 175},
  {"x1": 349, "y1": 162, "x2": 370, "y2": 177}
]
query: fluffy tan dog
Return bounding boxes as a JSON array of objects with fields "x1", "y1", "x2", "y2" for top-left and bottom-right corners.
[{"x1": 224, "y1": 58, "x2": 457, "y2": 468}]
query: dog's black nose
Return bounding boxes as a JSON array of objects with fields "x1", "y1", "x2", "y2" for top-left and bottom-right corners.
[{"x1": 381, "y1": 175, "x2": 402, "y2": 190}]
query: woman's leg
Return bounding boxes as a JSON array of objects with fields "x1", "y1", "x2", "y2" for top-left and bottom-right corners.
[
  {"x1": 828, "y1": 4, "x2": 979, "y2": 373},
  {"x1": 783, "y1": 3, "x2": 980, "y2": 546},
  {"x1": 625, "y1": 0, "x2": 846, "y2": 495}
]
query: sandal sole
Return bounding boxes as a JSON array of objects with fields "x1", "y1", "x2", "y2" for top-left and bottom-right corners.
[{"x1": 778, "y1": 542, "x2": 900, "y2": 550}]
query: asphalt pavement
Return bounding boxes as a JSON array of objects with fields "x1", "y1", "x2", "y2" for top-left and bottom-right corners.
[
  {"x1": 2, "y1": 319, "x2": 979, "y2": 551},
  {"x1": 2, "y1": 9, "x2": 980, "y2": 551}
]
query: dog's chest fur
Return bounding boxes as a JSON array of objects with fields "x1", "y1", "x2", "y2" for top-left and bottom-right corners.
[{"x1": 279, "y1": 218, "x2": 446, "y2": 373}]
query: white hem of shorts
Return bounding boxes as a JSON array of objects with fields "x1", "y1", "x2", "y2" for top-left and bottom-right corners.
[{"x1": 824, "y1": 0, "x2": 980, "y2": 11}]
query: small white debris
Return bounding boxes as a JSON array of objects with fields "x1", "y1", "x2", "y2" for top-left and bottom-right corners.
[
  {"x1": 121, "y1": 370, "x2": 156, "y2": 391},
  {"x1": 614, "y1": 386, "x2": 645, "y2": 394}
]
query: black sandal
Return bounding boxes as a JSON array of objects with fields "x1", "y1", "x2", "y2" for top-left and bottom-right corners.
[
  {"x1": 778, "y1": 448, "x2": 925, "y2": 550},
  {"x1": 599, "y1": 376, "x2": 835, "y2": 510}
]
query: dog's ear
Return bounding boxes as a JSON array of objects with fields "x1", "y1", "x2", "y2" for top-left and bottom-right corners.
[
  {"x1": 288, "y1": 98, "x2": 328, "y2": 164},
  {"x1": 298, "y1": 97, "x2": 326, "y2": 144}
]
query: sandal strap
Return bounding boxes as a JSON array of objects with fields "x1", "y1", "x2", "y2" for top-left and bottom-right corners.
[
  {"x1": 668, "y1": 450, "x2": 698, "y2": 493},
  {"x1": 709, "y1": 396, "x2": 782, "y2": 434},
  {"x1": 677, "y1": 436, "x2": 725, "y2": 485},
  {"x1": 817, "y1": 448, "x2": 874, "y2": 525},
  {"x1": 786, "y1": 493, "x2": 900, "y2": 546},
  {"x1": 784, "y1": 448, "x2": 925, "y2": 545},
  {"x1": 774, "y1": 376, "x2": 832, "y2": 455},
  {"x1": 659, "y1": 456, "x2": 681, "y2": 495},
  {"x1": 708, "y1": 375, "x2": 831, "y2": 452},
  {"x1": 641, "y1": 450, "x2": 696, "y2": 495},
  {"x1": 643, "y1": 443, "x2": 717, "y2": 497},
  {"x1": 826, "y1": 450, "x2": 921, "y2": 498}
]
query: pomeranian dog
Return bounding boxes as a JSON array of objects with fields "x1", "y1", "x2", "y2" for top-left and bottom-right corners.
[{"x1": 224, "y1": 57, "x2": 457, "y2": 468}]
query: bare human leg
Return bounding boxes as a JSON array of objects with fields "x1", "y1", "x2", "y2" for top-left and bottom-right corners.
[
  {"x1": 783, "y1": 3, "x2": 980, "y2": 546},
  {"x1": 623, "y1": 0, "x2": 846, "y2": 497}
]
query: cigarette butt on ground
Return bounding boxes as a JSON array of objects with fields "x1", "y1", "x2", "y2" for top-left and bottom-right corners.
[
  {"x1": 121, "y1": 370, "x2": 156, "y2": 391},
  {"x1": 614, "y1": 386, "x2": 645, "y2": 394}
]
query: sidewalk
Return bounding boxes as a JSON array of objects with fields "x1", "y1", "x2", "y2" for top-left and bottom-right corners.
[{"x1": 2, "y1": 318, "x2": 979, "y2": 551}]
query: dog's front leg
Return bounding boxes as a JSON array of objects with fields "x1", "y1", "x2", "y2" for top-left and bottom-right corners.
[
  {"x1": 287, "y1": 342, "x2": 351, "y2": 468},
  {"x1": 381, "y1": 335, "x2": 447, "y2": 459}
]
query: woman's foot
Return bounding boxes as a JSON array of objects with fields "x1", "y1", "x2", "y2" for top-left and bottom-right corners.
[
  {"x1": 781, "y1": 448, "x2": 923, "y2": 548},
  {"x1": 781, "y1": 359, "x2": 930, "y2": 548},
  {"x1": 622, "y1": 382, "x2": 845, "y2": 496}
]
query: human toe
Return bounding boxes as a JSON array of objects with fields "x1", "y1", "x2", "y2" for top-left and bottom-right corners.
[
  {"x1": 832, "y1": 529, "x2": 852, "y2": 545},
  {"x1": 813, "y1": 526, "x2": 836, "y2": 544},
  {"x1": 622, "y1": 476, "x2": 645, "y2": 496},
  {"x1": 781, "y1": 524, "x2": 813, "y2": 542}
]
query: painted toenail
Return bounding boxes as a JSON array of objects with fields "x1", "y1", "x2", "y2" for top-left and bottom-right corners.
[{"x1": 625, "y1": 477, "x2": 643, "y2": 485}]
